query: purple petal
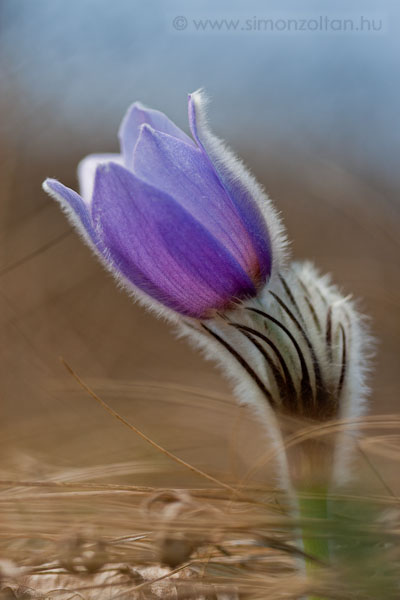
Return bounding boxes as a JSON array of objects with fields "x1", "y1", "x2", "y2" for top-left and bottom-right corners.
[
  {"x1": 43, "y1": 178, "x2": 98, "y2": 246},
  {"x1": 188, "y1": 91, "x2": 272, "y2": 284},
  {"x1": 78, "y1": 153, "x2": 123, "y2": 206},
  {"x1": 132, "y1": 125, "x2": 263, "y2": 281},
  {"x1": 91, "y1": 163, "x2": 256, "y2": 318},
  {"x1": 118, "y1": 102, "x2": 194, "y2": 170}
]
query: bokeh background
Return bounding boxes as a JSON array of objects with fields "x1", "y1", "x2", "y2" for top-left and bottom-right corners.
[{"x1": 1, "y1": 0, "x2": 399, "y2": 486}]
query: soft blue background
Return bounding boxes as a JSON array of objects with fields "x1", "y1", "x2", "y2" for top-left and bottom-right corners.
[{"x1": 1, "y1": 0, "x2": 399, "y2": 185}]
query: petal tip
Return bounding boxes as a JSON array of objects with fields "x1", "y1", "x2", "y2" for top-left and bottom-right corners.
[
  {"x1": 135, "y1": 122, "x2": 159, "y2": 147},
  {"x1": 187, "y1": 89, "x2": 210, "y2": 143},
  {"x1": 139, "y1": 122, "x2": 155, "y2": 134},
  {"x1": 188, "y1": 87, "x2": 205, "y2": 100},
  {"x1": 118, "y1": 101, "x2": 150, "y2": 136},
  {"x1": 42, "y1": 177, "x2": 55, "y2": 192},
  {"x1": 42, "y1": 178, "x2": 51, "y2": 193},
  {"x1": 42, "y1": 178, "x2": 63, "y2": 200},
  {"x1": 93, "y1": 160, "x2": 127, "y2": 191},
  {"x1": 92, "y1": 162, "x2": 112, "y2": 189},
  {"x1": 131, "y1": 100, "x2": 149, "y2": 113},
  {"x1": 188, "y1": 88, "x2": 208, "y2": 114}
]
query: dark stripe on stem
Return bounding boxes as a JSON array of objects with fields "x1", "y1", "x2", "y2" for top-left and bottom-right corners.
[
  {"x1": 304, "y1": 295, "x2": 322, "y2": 333},
  {"x1": 201, "y1": 323, "x2": 276, "y2": 407},
  {"x1": 336, "y1": 324, "x2": 347, "y2": 400},
  {"x1": 246, "y1": 307, "x2": 313, "y2": 415},
  {"x1": 326, "y1": 306, "x2": 333, "y2": 363},
  {"x1": 270, "y1": 292, "x2": 325, "y2": 410},
  {"x1": 233, "y1": 328, "x2": 287, "y2": 403},
  {"x1": 279, "y1": 274, "x2": 306, "y2": 325},
  {"x1": 230, "y1": 322, "x2": 298, "y2": 412}
]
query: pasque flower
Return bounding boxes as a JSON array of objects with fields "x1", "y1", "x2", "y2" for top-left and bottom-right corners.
[
  {"x1": 44, "y1": 92, "x2": 373, "y2": 591},
  {"x1": 43, "y1": 91, "x2": 286, "y2": 319},
  {"x1": 44, "y1": 90, "x2": 371, "y2": 483}
]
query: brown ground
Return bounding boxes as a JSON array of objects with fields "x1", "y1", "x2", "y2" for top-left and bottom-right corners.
[{"x1": 1, "y1": 130, "x2": 399, "y2": 481}]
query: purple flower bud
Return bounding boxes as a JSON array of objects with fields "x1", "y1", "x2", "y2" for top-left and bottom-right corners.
[{"x1": 43, "y1": 91, "x2": 286, "y2": 319}]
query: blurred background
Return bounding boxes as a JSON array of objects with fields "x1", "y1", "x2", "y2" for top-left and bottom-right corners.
[{"x1": 1, "y1": 0, "x2": 399, "y2": 487}]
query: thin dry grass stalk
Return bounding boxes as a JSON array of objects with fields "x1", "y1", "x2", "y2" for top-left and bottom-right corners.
[{"x1": 1, "y1": 375, "x2": 400, "y2": 598}]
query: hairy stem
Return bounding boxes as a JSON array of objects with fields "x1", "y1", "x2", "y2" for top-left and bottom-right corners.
[{"x1": 298, "y1": 487, "x2": 330, "y2": 600}]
